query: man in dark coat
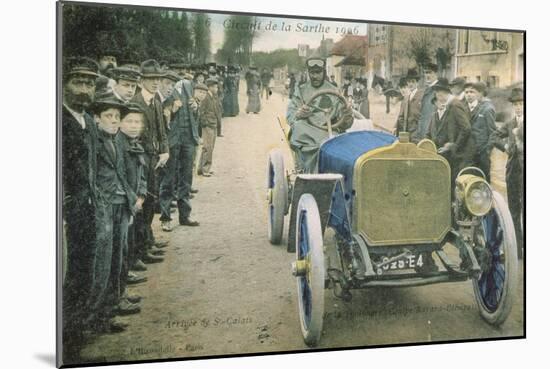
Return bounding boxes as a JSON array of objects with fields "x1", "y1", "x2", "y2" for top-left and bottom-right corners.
[
  {"x1": 289, "y1": 73, "x2": 297, "y2": 98},
  {"x1": 491, "y1": 87, "x2": 524, "y2": 258},
  {"x1": 130, "y1": 60, "x2": 170, "y2": 259},
  {"x1": 222, "y1": 65, "x2": 240, "y2": 117},
  {"x1": 421, "y1": 79, "x2": 474, "y2": 275},
  {"x1": 418, "y1": 62, "x2": 440, "y2": 139},
  {"x1": 199, "y1": 78, "x2": 222, "y2": 176},
  {"x1": 61, "y1": 57, "x2": 101, "y2": 356},
  {"x1": 396, "y1": 68, "x2": 424, "y2": 142},
  {"x1": 260, "y1": 68, "x2": 273, "y2": 100},
  {"x1": 245, "y1": 67, "x2": 261, "y2": 114},
  {"x1": 341, "y1": 75, "x2": 352, "y2": 99},
  {"x1": 426, "y1": 79, "x2": 475, "y2": 184},
  {"x1": 464, "y1": 82, "x2": 497, "y2": 183},
  {"x1": 159, "y1": 73, "x2": 201, "y2": 230},
  {"x1": 352, "y1": 78, "x2": 363, "y2": 110},
  {"x1": 356, "y1": 78, "x2": 370, "y2": 119},
  {"x1": 450, "y1": 77, "x2": 467, "y2": 108}
]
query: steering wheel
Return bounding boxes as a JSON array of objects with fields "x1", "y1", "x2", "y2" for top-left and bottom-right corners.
[{"x1": 304, "y1": 89, "x2": 351, "y2": 131}]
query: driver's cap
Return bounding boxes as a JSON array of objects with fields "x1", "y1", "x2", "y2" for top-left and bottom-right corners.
[{"x1": 306, "y1": 57, "x2": 326, "y2": 72}]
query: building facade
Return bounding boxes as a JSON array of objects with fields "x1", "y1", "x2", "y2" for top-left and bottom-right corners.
[
  {"x1": 326, "y1": 34, "x2": 368, "y2": 85},
  {"x1": 455, "y1": 30, "x2": 524, "y2": 88},
  {"x1": 366, "y1": 24, "x2": 456, "y2": 85}
]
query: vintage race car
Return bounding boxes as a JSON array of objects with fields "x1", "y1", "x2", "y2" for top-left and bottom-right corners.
[{"x1": 266, "y1": 91, "x2": 518, "y2": 347}]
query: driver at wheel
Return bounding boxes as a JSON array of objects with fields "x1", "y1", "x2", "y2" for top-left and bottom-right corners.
[{"x1": 286, "y1": 58, "x2": 354, "y2": 173}]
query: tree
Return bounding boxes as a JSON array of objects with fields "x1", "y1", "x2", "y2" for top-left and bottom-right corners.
[
  {"x1": 249, "y1": 49, "x2": 303, "y2": 72},
  {"x1": 191, "y1": 13, "x2": 211, "y2": 63},
  {"x1": 389, "y1": 26, "x2": 455, "y2": 79},
  {"x1": 62, "y1": 3, "x2": 201, "y2": 64},
  {"x1": 217, "y1": 15, "x2": 259, "y2": 66},
  {"x1": 407, "y1": 28, "x2": 433, "y2": 71}
]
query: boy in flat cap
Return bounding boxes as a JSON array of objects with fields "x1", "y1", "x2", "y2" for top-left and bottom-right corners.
[
  {"x1": 464, "y1": 81, "x2": 497, "y2": 183},
  {"x1": 491, "y1": 87, "x2": 524, "y2": 258},
  {"x1": 115, "y1": 103, "x2": 154, "y2": 281},
  {"x1": 86, "y1": 95, "x2": 141, "y2": 334},
  {"x1": 198, "y1": 78, "x2": 222, "y2": 177}
]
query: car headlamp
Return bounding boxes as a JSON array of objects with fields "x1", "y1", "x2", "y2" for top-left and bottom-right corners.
[{"x1": 456, "y1": 174, "x2": 493, "y2": 217}]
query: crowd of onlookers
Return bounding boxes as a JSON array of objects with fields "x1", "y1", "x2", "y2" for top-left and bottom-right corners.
[{"x1": 62, "y1": 55, "x2": 242, "y2": 360}]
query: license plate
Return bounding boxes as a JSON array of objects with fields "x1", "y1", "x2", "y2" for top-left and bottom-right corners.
[{"x1": 381, "y1": 253, "x2": 424, "y2": 271}]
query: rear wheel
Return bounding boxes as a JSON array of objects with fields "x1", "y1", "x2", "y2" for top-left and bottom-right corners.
[
  {"x1": 293, "y1": 194, "x2": 325, "y2": 347},
  {"x1": 472, "y1": 191, "x2": 518, "y2": 325},
  {"x1": 267, "y1": 149, "x2": 288, "y2": 244}
]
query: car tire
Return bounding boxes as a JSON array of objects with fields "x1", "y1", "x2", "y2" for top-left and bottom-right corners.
[
  {"x1": 472, "y1": 190, "x2": 518, "y2": 325},
  {"x1": 295, "y1": 194, "x2": 325, "y2": 347},
  {"x1": 267, "y1": 149, "x2": 288, "y2": 244}
]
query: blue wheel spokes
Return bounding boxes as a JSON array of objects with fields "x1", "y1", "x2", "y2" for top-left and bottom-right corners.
[
  {"x1": 268, "y1": 163, "x2": 274, "y2": 224},
  {"x1": 298, "y1": 210, "x2": 312, "y2": 327},
  {"x1": 268, "y1": 163, "x2": 275, "y2": 189},
  {"x1": 479, "y1": 208, "x2": 506, "y2": 312}
]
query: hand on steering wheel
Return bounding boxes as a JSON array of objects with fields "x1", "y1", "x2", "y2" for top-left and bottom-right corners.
[
  {"x1": 303, "y1": 89, "x2": 352, "y2": 131},
  {"x1": 295, "y1": 105, "x2": 313, "y2": 119}
]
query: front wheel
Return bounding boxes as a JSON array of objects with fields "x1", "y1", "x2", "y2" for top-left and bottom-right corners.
[
  {"x1": 267, "y1": 149, "x2": 288, "y2": 244},
  {"x1": 292, "y1": 194, "x2": 325, "y2": 347},
  {"x1": 472, "y1": 190, "x2": 518, "y2": 325}
]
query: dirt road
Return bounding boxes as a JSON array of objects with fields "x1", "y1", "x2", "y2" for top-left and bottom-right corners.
[{"x1": 79, "y1": 86, "x2": 524, "y2": 364}]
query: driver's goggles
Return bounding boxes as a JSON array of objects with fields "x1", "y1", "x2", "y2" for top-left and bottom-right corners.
[{"x1": 307, "y1": 59, "x2": 326, "y2": 68}]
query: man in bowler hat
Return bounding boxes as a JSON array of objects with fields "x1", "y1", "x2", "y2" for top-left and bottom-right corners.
[
  {"x1": 396, "y1": 68, "x2": 424, "y2": 142},
  {"x1": 491, "y1": 87, "x2": 524, "y2": 258},
  {"x1": 418, "y1": 62, "x2": 440, "y2": 139}
]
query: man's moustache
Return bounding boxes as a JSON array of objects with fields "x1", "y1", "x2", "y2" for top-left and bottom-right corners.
[{"x1": 70, "y1": 93, "x2": 93, "y2": 108}]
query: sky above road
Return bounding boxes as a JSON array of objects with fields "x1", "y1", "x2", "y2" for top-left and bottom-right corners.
[{"x1": 206, "y1": 13, "x2": 368, "y2": 53}]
